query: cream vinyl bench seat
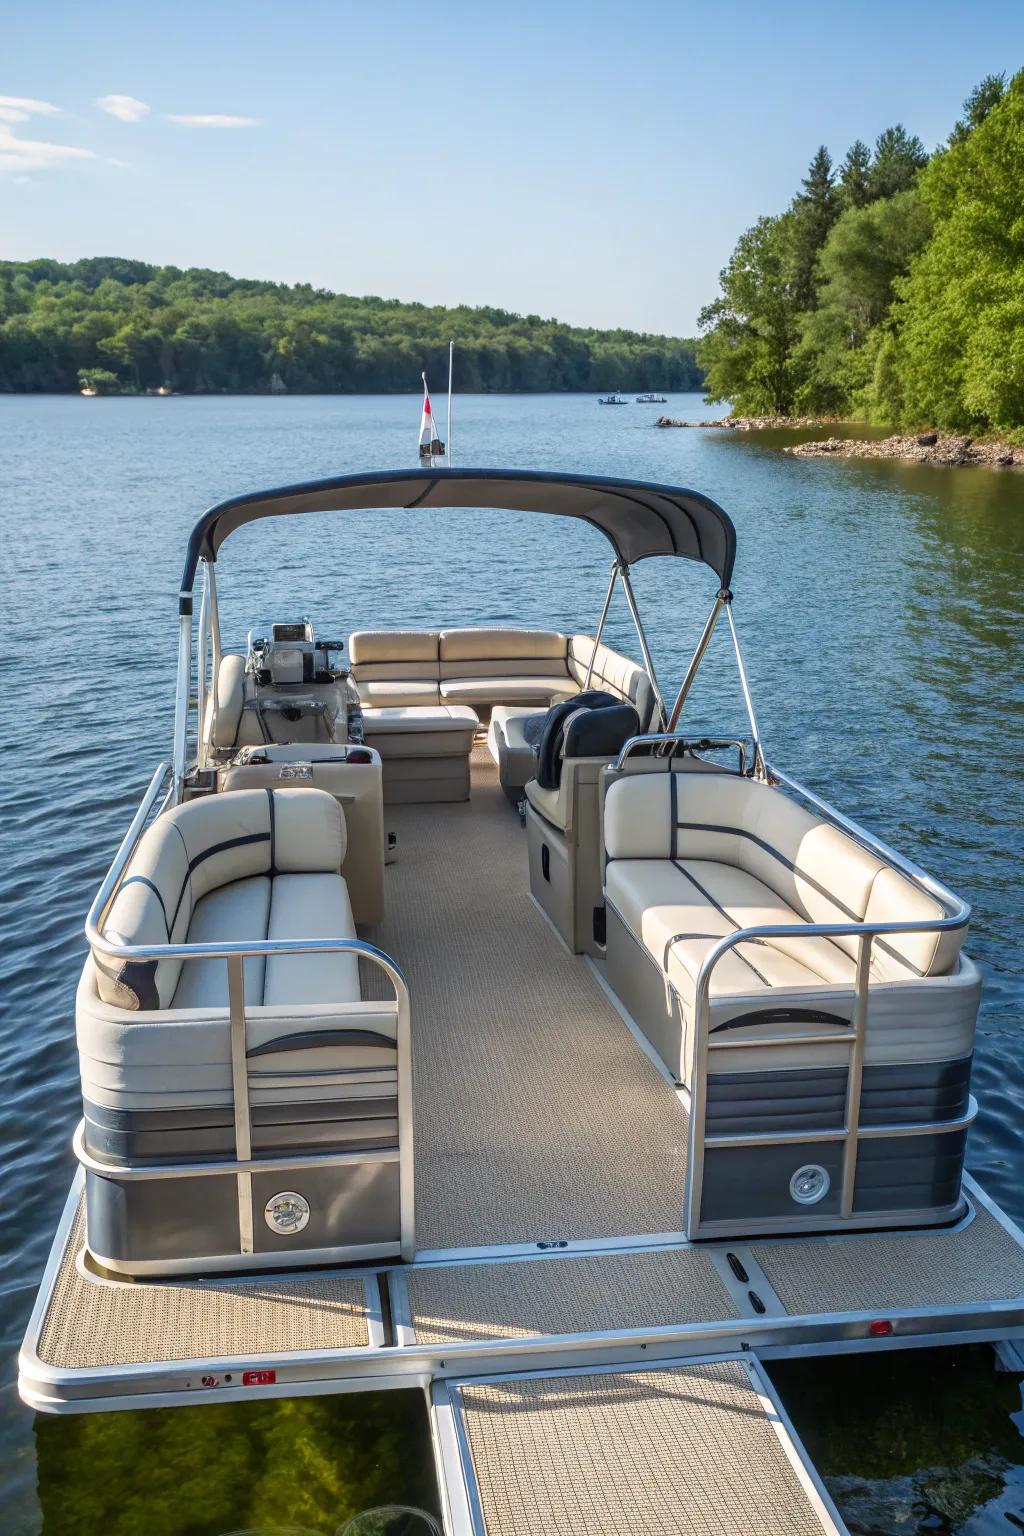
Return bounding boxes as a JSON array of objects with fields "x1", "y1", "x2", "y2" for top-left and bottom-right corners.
[
  {"x1": 77, "y1": 785, "x2": 410, "y2": 1275},
  {"x1": 349, "y1": 628, "x2": 579, "y2": 714},
  {"x1": 603, "y1": 769, "x2": 980, "y2": 1234}
]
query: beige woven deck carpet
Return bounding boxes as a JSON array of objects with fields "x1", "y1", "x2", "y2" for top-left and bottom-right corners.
[
  {"x1": 754, "y1": 1200, "x2": 1024, "y2": 1315},
  {"x1": 370, "y1": 749, "x2": 689, "y2": 1252},
  {"x1": 457, "y1": 1361, "x2": 835, "y2": 1536},
  {"x1": 37, "y1": 1206, "x2": 370, "y2": 1370},
  {"x1": 405, "y1": 1244, "x2": 734, "y2": 1343}
]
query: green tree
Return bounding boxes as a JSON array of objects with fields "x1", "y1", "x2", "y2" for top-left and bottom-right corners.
[
  {"x1": 838, "y1": 140, "x2": 872, "y2": 208},
  {"x1": 894, "y1": 70, "x2": 1024, "y2": 432},
  {"x1": 791, "y1": 145, "x2": 839, "y2": 310},
  {"x1": 867, "y1": 125, "x2": 928, "y2": 201},
  {"x1": 949, "y1": 72, "x2": 1006, "y2": 144},
  {"x1": 698, "y1": 213, "x2": 801, "y2": 414},
  {"x1": 795, "y1": 190, "x2": 932, "y2": 415}
]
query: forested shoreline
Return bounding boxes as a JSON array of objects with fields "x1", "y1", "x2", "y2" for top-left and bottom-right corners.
[
  {"x1": 698, "y1": 71, "x2": 1024, "y2": 438},
  {"x1": 0, "y1": 259, "x2": 703, "y2": 395}
]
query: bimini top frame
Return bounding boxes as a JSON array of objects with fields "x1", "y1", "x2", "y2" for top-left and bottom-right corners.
[
  {"x1": 173, "y1": 467, "x2": 746, "y2": 797},
  {"x1": 179, "y1": 467, "x2": 737, "y2": 597}
]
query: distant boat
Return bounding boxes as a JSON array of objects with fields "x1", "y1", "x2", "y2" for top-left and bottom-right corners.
[
  {"x1": 79, "y1": 387, "x2": 97, "y2": 397},
  {"x1": 636, "y1": 393, "x2": 667, "y2": 404},
  {"x1": 598, "y1": 392, "x2": 628, "y2": 405}
]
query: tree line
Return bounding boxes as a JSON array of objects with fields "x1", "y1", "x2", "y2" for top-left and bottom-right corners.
[
  {"x1": 0, "y1": 257, "x2": 703, "y2": 395},
  {"x1": 698, "y1": 71, "x2": 1024, "y2": 435}
]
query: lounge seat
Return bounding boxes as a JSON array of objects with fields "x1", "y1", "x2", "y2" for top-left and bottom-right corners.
[
  {"x1": 216, "y1": 743, "x2": 386, "y2": 925},
  {"x1": 602, "y1": 768, "x2": 981, "y2": 1235},
  {"x1": 524, "y1": 695, "x2": 641, "y2": 955},
  {"x1": 489, "y1": 635, "x2": 658, "y2": 798},
  {"x1": 78, "y1": 786, "x2": 406, "y2": 1274}
]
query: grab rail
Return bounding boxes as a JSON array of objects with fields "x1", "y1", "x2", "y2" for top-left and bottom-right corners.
[
  {"x1": 83, "y1": 761, "x2": 415, "y2": 1262},
  {"x1": 613, "y1": 734, "x2": 747, "y2": 774},
  {"x1": 682, "y1": 760, "x2": 971, "y2": 1239}
]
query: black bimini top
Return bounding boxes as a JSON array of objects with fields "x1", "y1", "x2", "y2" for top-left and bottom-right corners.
[{"x1": 180, "y1": 467, "x2": 736, "y2": 597}]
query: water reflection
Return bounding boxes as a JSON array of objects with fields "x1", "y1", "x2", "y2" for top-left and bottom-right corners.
[
  {"x1": 33, "y1": 1393, "x2": 440, "y2": 1536},
  {"x1": 771, "y1": 1346, "x2": 1024, "y2": 1535}
]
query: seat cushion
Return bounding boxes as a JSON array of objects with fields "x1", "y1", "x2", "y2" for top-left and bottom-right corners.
[
  {"x1": 438, "y1": 628, "x2": 567, "y2": 663},
  {"x1": 605, "y1": 858, "x2": 856, "y2": 1008},
  {"x1": 349, "y1": 630, "x2": 440, "y2": 664},
  {"x1": 440, "y1": 676, "x2": 578, "y2": 705},
  {"x1": 263, "y1": 873, "x2": 360, "y2": 1005},
  {"x1": 363, "y1": 704, "x2": 479, "y2": 759},
  {"x1": 356, "y1": 679, "x2": 442, "y2": 708},
  {"x1": 524, "y1": 777, "x2": 568, "y2": 831},
  {"x1": 362, "y1": 705, "x2": 478, "y2": 735},
  {"x1": 171, "y1": 877, "x2": 272, "y2": 1009}
]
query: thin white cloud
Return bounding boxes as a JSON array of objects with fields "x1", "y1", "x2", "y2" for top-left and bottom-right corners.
[
  {"x1": 14, "y1": 174, "x2": 33, "y2": 184},
  {"x1": 105, "y1": 156, "x2": 132, "y2": 168},
  {"x1": 97, "y1": 94, "x2": 150, "y2": 123},
  {"x1": 0, "y1": 123, "x2": 96, "y2": 175},
  {"x1": 0, "y1": 95, "x2": 63, "y2": 118},
  {"x1": 164, "y1": 112, "x2": 259, "y2": 128}
]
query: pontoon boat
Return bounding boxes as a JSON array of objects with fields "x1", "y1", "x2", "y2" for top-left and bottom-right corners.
[{"x1": 20, "y1": 468, "x2": 1024, "y2": 1535}]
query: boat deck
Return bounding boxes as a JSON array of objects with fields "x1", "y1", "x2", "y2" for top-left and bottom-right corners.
[
  {"x1": 432, "y1": 1355, "x2": 845, "y2": 1536},
  {"x1": 369, "y1": 748, "x2": 688, "y2": 1253},
  {"x1": 20, "y1": 751, "x2": 1024, "y2": 1427}
]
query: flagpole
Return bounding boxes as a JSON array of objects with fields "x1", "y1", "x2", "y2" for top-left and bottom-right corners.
[{"x1": 446, "y1": 340, "x2": 453, "y2": 466}]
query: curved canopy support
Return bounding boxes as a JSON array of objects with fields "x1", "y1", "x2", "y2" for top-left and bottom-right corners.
[{"x1": 180, "y1": 466, "x2": 737, "y2": 598}]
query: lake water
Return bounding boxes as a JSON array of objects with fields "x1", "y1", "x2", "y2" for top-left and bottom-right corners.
[{"x1": 2, "y1": 392, "x2": 1022, "y2": 1535}]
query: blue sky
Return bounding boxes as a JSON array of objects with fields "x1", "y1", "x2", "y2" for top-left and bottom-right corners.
[{"x1": 3, "y1": 0, "x2": 1022, "y2": 334}]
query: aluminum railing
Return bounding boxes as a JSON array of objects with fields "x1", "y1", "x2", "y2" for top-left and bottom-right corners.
[
  {"x1": 682, "y1": 761, "x2": 973, "y2": 1239},
  {"x1": 82, "y1": 762, "x2": 415, "y2": 1261},
  {"x1": 614, "y1": 733, "x2": 747, "y2": 774}
]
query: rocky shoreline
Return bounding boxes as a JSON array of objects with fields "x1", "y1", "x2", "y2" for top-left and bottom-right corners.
[
  {"x1": 655, "y1": 414, "x2": 830, "y2": 430},
  {"x1": 655, "y1": 414, "x2": 1020, "y2": 467},
  {"x1": 786, "y1": 432, "x2": 1019, "y2": 467}
]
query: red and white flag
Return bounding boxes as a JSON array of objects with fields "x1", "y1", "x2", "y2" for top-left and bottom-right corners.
[{"x1": 419, "y1": 374, "x2": 435, "y2": 450}]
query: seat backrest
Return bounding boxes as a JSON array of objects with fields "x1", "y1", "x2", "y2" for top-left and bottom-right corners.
[
  {"x1": 568, "y1": 635, "x2": 656, "y2": 729},
  {"x1": 95, "y1": 787, "x2": 346, "y2": 1011},
  {"x1": 603, "y1": 772, "x2": 964, "y2": 980},
  {"x1": 348, "y1": 630, "x2": 441, "y2": 682},
  {"x1": 535, "y1": 692, "x2": 640, "y2": 790},
  {"x1": 211, "y1": 654, "x2": 246, "y2": 751},
  {"x1": 439, "y1": 628, "x2": 568, "y2": 679}
]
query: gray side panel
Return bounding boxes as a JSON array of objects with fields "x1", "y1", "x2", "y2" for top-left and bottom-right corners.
[
  {"x1": 701, "y1": 1142, "x2": 844, "y2": 1225},
  {"x1": 84, "y1": 1096, "x2": 398, "y2": 1161},
  {"x1": 606, "y1": 904, "x2": 686, "y2": 1081},
  {"x1": 85, "y1": 1160, "x2": 400, "y2": 1268},
  {"x1": 859, "y1": 1056, "x2": 972, "y2": 1126},
  {"x1": 706, "y1": 1056, "x2": 974, "y2": 1136},
  {"x1": 706, "y1": 1068, "x2": 846, "y2": 1134},
  {"x1": 853, "y1": 1129, "x2": 968, "y2": 1214}
]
